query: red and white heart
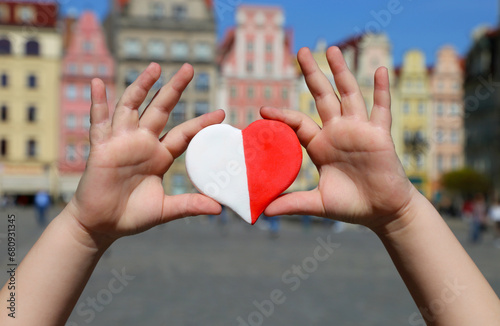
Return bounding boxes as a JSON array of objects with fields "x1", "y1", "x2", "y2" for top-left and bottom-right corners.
[{"x1": 186, "y1": 119, "x2": 302, "y2": 224}]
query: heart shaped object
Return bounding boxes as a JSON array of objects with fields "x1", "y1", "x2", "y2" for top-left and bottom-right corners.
[{"x1": 186, "y1": 119, "x2": 302, "y2": 224}]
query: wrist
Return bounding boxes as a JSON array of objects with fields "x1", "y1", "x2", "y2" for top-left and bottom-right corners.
[
  {"x1": 60, "y1": 201, "x2": 115, "y2": 253},
  {"x1": 370, "y1": 185, "x2": 430, "y2": 239}
]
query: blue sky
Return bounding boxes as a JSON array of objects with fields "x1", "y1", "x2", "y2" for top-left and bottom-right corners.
[{"x1": 58, "y1": 0, "x2": 498, "y2": 65}]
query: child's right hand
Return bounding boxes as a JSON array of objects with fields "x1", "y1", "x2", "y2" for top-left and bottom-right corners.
[
  {"x1": 262, "y1": 47, "x2": 420, "y2": 234},
  {"x1": 64, "y1": 63, "x2": 224, "y2": 249}
]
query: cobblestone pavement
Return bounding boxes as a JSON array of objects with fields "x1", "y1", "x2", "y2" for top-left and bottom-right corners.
[{"x1": 0, "y1": 206, "x2": 499, "y2": 326}]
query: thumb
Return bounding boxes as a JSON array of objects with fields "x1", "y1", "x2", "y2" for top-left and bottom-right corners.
[
  {"x1": 161, "y1": 194, "x2": 222, "y2": 222},
  {"x1": 264, "y1": 190, "x2": 325, "y2": 217}
]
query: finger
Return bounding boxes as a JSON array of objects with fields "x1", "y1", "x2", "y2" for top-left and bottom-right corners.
[
  {"x1": 90, "y1": 78, "x2": 111, "y2": 143},
  {"x1": 326, "y1": 46, "x2": 368, "y2": 119},
  {"x1": 161, "y1": 194, "x2": 222, "y2": 222},
  {"x1": 139, "y1": 64, "x2": 194, "y2": 137},
  {"x1": 264, "y1": 190, "x2": 325, "y2": 217},
  {"x1": 161, "y1": 110, "x2": 225, "y2": 159},
  {"x1": 112, "y1": 62, "x2": 161, "y2": 133},
  {"x1": 297, "y1": 47, "x2": 340, "y2": 123},
  {"x1": 260, "y1": 106, "x2": 320, "y2": 149},
  {"x1": 370, "y1": 67, "x2": 392, "y2": 131}
]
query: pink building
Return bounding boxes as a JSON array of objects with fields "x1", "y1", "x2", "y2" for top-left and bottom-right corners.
[
  {"x1": 59, "y1": 11, "x2": 115, "y2": 176},
  {"x1": 218, "y1": 5, "x2": 297, "y2": 129},
  {"x1": 429, "y1": 45, "x2": 464, "y2": 194}
]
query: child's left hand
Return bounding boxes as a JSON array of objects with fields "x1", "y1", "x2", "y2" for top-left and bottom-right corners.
[{"x1": 65, "y1": 63, "x2": 224, "y2": 248}]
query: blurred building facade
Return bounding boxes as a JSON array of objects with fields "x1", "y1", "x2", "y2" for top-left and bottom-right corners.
[
  {"x1": 217, "y1": 5, "x2": 297, "y2": 129},
  {"x1": 0, "y1": 1, "x2": 61, "y2": 197},
  {"x1": 429, "y1": 46, "x2": 464, "y2": 197},
  {"x1": 108, "y1": 0, "x2": 217, "y2": 195},
  {"x1": 464, "y1": 27, "x2": 500, "y2": 192},
  {"x1": 397, "y1": 50, "x2": 432, "y2": 195},
  {"x1": 59, "y1": 11, "x2": 116, "y2": 201}
]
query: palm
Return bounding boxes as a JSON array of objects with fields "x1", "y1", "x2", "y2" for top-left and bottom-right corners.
[
  {"x1": 312, "y1": 119, "x2": 411, "y2": 226},
  {"x1": 263, "y1": 47, "x2": 414, "y2": 230},
  {"x1": 67, "y1": 63, "x2": 223, "y2": 242}
]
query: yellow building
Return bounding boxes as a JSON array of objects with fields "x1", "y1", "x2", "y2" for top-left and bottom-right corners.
[
  {"x1": 294, "y1": 41, "x2": 328, "y2": 191},
  {"x1": 397, "y1": 50, "x2": 432, "y2": 196},
  {"x1": 0, "y1": 2, "x2": 62, "y2": 197}
]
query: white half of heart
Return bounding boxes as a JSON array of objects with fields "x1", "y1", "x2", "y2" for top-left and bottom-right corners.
[{"x1": 186, "y1": 124, "x2": 253, "y2": 224}]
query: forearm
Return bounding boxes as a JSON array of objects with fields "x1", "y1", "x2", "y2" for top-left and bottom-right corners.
[
  {"x1": 376, "y1": 191, "x2": 500, "y2": 325},
  {"x1": 0, "y1": 208, "x2": 108, "y2": 326}
]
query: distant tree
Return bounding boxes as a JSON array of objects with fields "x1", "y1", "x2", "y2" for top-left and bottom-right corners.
[{"x1": 441, "y1": 168, "x2": 491, "y2": 196}]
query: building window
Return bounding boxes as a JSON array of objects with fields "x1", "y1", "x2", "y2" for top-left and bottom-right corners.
[
  {"x1": 172, "y1": 101, "x2": 186, "y2": 124},
  {"x1": 82, "y1": 64, "x2": 94, "y2": 76},
  {"x1": 66, "y1": 144, "x2": 77, "y2": 162},
  {"x1": 1, "y1": 104, "x2": 7, "y2": 121},
  {"x1": 230, "y1": 110, "x2": 238, "y2": 125},
  {"x1": 194, "y1": 43, "x2": 212, "y2": 61},
  {"x1": 18, "y1": 6, "x2": 35, "y2": 23},
  {"x1": 83, "y1": 143, "x2": 90, "y2": 161},
  {"x1": 125, "y1": 69, "x2": 139, "y2": 87},
  {"x1": 435, "y1": 129, "x2": 444, "y2": 143},
  {"x1": 230, "y1": 86, "x2": 237, "y2": 98},
  {"x1": 436, "y1": 102, "x2": 443, "y2": 116},
  {"x1": 450, "y1": 103, "x2": 460, "y2": 116},
  {"x1": 282, "y1": 87, "x2": 289, "y2": 100},
  {"x1": 0, "y1": 5, "x2": 8, "y2": 23},
  {"x1": 266, "y1": 42, "x2": 273, "y2": 53},
  {"x1": 98, "y1": 65, "x2": 107, "y2": 76},
  {"x1": 27, "y1": 74, "x2": 37, "y2": 88},
  {"x1": 83, "y1": 40, "x2": 93, "y2": 53},
  {"x1": 173, "y1": 4, "x2": 187, "y2": 20},
  {"x1": 25, "y1": 40, "x2": 40, "y2": 56},
  {"x1": 437, "y1": 155, "x2": 444, "y2": 172},
  {"x1": 148, "y1": 40, "x2": 166, "y2": 59},
  {"x1": 265, "y1": 62, "x2": 273, "y2": 74},
  {"x1": 451, "y1": 155, "x2": 459, "y2": 169},
  {"x1": 247, "y1": 86, "x2": 254, "y2": 99},
  {"x1": 195, "y1": 73, "x2": 209, "y2": 91},
  {"x1": 124, "y1": 39, "x2": 141, "y2": 58},
  {"x1": 247, "y1": 109, "x2": 254, "y2": 123},
  {"x1": 451, "y1": 130, "x2": 459, "y2": 144},
  {"x1": 417, "y1": 102, "x2": 425, "y2": 115},
  {"x1": 195, "y1": 101, "x2": 209, "y2": 117},
  {"x1": 66, "y1": 84, "x2": 77, "y2": 100},
  {"x1": 416, "y1": 153, "x2": 424, "y2": 169},
  {"x1": 1, "y1": 73, "x2": 8, "y2": 87},
  {"x1": 66, "y1": 114, "x2": 76, "y2": 130},
  {"x1": 264, "y1": 86, "x2": 272, "y2": 99},
  {"x1": 83, "y1": 114, "x2": 91, "y2": 130},
  {"x1": 247, "y1": 41, "x2": 254, "y2": 53},
  {"x1": 150, "y1": 2, "x2": 165, "y2": 19},
  {"x1": 171, "y1": 41, "x2": 189, "y2": 59},
  {"x1": 83, "y1": 85, "x2": 91, "y2": 100},
  {"x1": 171, "y1": 173, "x2": 187, "y2": 195},
  {"x1": 246, "y1": 61, "x2": 254, "y2": 73},
  {"x1": 0, "y1": 139, "x2": 6, "y2": 157},
  {"x1": 27, "y1": 139, "x2": 37, "y2": 158},
  {"x1": 0, "y1": 38, "x2": 11, "y2": 55},
  {"x1": 27, "y1": 106, "x2": 36, "y2": 122},
  {"x1": 68, "y1": 63, "x2": 78, "y2": 75},
  {"x1": 403, "y1": 102, "x2": 410, "y2": 114}
]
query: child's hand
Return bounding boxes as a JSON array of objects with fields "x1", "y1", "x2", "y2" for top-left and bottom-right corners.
[
  {"x1": 262, "y1": 47, "x2": 417, "y2": 233},
  {"x1": 66, "y1": 63, "x2": 223, "y2": 246}
]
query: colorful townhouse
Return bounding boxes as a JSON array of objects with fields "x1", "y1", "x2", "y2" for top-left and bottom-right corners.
[
  {"x1": 217, "y1": 4, "x2": 297, "y2": 130},
  {"x1": 396, "y1": 50, "x2": 432, "y2": 196},
  {"x1": 108, "y1": 0, "x2": 218, "y2": 195},
  {"x1": 429, "y1": 46, "x2": 464, "y2": 197},
  {"x1": 0, "y1": 0, "x2": 61, "y2": 198},
  {"x1": 58, "y1": 11, "x2": 115, "y2": 202}
]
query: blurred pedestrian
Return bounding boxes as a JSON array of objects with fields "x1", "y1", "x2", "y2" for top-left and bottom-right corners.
[
  {"x1": 470, "y1": 193, "x2": 487, "y2": 243},
  {"x1": 268, "y1": 215, "x2": 280, "y2": 238},
  {"x1": 34, "y1": 190, "x2": 50, "y2": 227},
  {"x1": 488, "y1": 198, "x2": 500, "y2": 248}
]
